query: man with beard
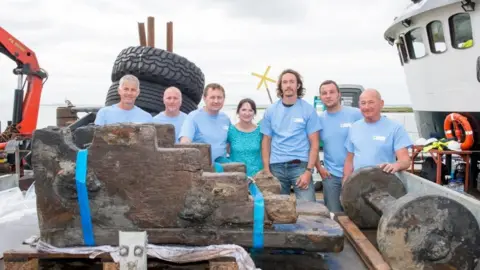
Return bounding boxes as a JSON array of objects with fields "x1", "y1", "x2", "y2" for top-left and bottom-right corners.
[
  {"x1": 343, "y1": 89, "x2": 412, "y2": 183},
  {"x1": 153, "y1": 86, "x2": 186, "y2": 143},
  {"x1": 179, "y1": 83, "x2": 231, "y2": 165},
  {"x1": 260, "y1": 69, "x2": 320, "y2": 202},
  {"x1": 95, "y1": 74, "x2": 153, "y2": 125},
  {"x1": 314, "y1": 80, "x2": 362, "y2": 212}
]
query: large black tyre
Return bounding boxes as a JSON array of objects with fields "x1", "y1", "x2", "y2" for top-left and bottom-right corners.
[
  {"x1": 111, "y1": 46, "x2": 204, "y2": 104},
  {"x1": 105, "y1": 80, "x2": 198, "y2": 115}
]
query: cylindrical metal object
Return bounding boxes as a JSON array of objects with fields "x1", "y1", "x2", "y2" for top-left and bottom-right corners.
[
  {"x1": 12, "y1": 88, "x2": 24, "y2": 125},
  {"x1": 167, "y1": 21, "x2": 173, "y2": 52},
  {"x1": 138, "y1": 22, "x2": 146, "y2": 46},
  {"x1": 147, "y1": 16, "x2": 155, "y2": 47},
  {"x1": 341, "y1": 166, "x2": 480, "y2": 270},
  {"x1": 363, "y1": 190, "x2": 397, "y2": 216}
]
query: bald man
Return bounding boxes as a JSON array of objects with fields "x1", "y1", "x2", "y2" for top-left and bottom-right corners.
[
  {"x1": 153, "y1": 86, "x2": 187, "y2": 142},
  {"x1": 343, "y1": 89, "x2": 412, "y2": 182}
]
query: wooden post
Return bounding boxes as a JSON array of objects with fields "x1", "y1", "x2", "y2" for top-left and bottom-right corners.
[
  {"x1": 166, "y1": 21, "x2": 173, "y2": 52},
  {"x1": 147, "y1": 16, "x2": 155, "y2": 47},
  {"x1": 138, "y1": 22, "x2": 146, "y2": 46}
]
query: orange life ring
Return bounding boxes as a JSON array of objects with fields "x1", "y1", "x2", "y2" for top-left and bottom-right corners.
[{"x1": 443, "y1": 113, "x2": 474, "y2": 150}]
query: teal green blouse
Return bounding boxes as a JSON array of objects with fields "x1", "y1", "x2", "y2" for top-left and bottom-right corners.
[{"x1": 227, "y1": 124, "x2": 263, "y2": 177}]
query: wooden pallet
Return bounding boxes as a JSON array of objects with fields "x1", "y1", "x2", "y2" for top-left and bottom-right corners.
[
  {"x1": 2, "y1": 248, "x2": 239, "y2": 270},
  {"x1": 2, "y1": 247, "x2": 335, "y2": 270}
]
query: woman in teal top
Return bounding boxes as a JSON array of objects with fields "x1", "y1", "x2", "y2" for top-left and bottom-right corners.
[{"x1": 227, "y1": 98, "x2": 263, "y2": 177}]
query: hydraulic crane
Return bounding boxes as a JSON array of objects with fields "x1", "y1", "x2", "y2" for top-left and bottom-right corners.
[{"x1": 0, "y1": 27, "x2": 48, "y2": 173}]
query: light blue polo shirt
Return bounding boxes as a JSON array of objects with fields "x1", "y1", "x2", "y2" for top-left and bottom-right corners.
[
  {"x1": 179, "y1": 108, "x2": 231, "y2": 162},
  {"x1": 261, "y1": 98, "x2": 321, "y2": 164},
  {"x1": 318, "y1": 106, "x2": 363, "y2": 177},
  {"x1": 94, "y1": 104, "x2": 153, "y2": 125},
  {"x1": 153, "y1": 111, "x2": 187, "y2": 143},
  {"x1": 345, "y1": 116, "x2": 413, "y2": 170}
]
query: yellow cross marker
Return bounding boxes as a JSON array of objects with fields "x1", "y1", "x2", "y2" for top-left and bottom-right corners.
[
  {"x1": 251, "y1": 66, "x2": 276, "y2": 90},
  {"x1": 251, "y1": 66, "x2": 276, "y2": 103}
]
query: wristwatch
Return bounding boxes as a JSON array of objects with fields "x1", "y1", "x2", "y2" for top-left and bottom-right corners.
[{"x1": 306, "y1": 167, "x2": 314, "y2": 174}]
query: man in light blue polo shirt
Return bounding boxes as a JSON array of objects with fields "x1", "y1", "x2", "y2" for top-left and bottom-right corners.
[
  {"x1": 261, "y1": 69, "x2": 321, "y2": 202},
  {"x1": 153, "y1": 86, "x2": 187, "y2": 143},
  {"x1": 95, "y1": 74, "x2": 153, "y2": 125},
  {"x1": 179, "y1": 83, "x2": 231, "y2": 164},
  {"x1": 315, "y1": 80, "x2": 363, "y2": 212},
  {"x1": 343, "y1": 89, "x2": 412, "y2": 183}
]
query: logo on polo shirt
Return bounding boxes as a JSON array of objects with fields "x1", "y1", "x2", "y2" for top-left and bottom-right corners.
[
  {"x1": 373, "y1": 136, "x2": 386, "y2": 141},
  {"x1": 293, "y1": 118, "x2": 304, "y2": 123},
  {"x1": 340, "y1": 123, "x2": 352, "y2": 128}
]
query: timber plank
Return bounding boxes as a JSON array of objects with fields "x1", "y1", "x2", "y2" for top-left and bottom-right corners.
[
  {"x1": 337, "y1": 215, "x2": 391, "y2": 270},
  {"x1": 38, "y1": 215, "x2": 343, "y2": 251}
]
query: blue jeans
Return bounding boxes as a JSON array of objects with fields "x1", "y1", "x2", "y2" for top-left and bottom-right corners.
[
  {"x1": 322, "y1": 174, "x2": 343, "y2": 212},
  {"x1": 270, "y1": 161, "x2": 316, "y2": 202}
]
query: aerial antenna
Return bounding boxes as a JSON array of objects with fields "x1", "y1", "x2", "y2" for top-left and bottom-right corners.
[{"x1": 251, "y1": 66, "x2": 276, "y2": 104}]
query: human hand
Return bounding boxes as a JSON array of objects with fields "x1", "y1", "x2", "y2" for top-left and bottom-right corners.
[
  {"x1": 319, "y1": 167, "x2": 331, "y2": 179},
  {"x1": 262, "y1": 169, "x2": 273, "y2": 176},
  {"x1": 296, "y1": 172, "x2": 311, "y2": 189},
  {"x1": 379, "y1": 163, "x2": 401, "y2": 174}
]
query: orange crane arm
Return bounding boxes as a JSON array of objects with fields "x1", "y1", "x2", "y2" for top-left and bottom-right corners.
[{"x1": 0, "y1": 27, "x2": 48, "y2": 149}]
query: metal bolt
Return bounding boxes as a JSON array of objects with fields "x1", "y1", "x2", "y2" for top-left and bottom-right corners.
[
  {"x1": 134, "y1": 246, "x2": 143, "y2": 256},
  {"x1": 119, "y1": 246, "x2": 129, "y2": 256}
]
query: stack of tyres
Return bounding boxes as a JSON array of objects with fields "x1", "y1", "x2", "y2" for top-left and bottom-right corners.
[{"x1": 105, "y1": 46, "x2": 205, "y2": 114}]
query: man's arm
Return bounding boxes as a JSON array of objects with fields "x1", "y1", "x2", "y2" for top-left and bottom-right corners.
[
  {"x1": 259, "y1": 109, "x2": 273, "y2": 174},
  {"x1": 261, "y1": 135, "x2": 272, "y2": 174},
  {"x1": 307, "y1": 131, "x2": 319, "y2": 170},
  {"x1": 343, "y1": 128, "x2": 355, "y2": 183},
  {"x1": 178, "y1": 113, "x2": 196, "y2": 144},
  {"x1": 314, "y1": 158, "x2": 322, "y2": 172},
  {"x1": 343, "y1": 152, "x2": 354, "y2": 183},
  {"x1": 380, "y1": 125, "x2": 413, "y2": 173},
  {"x1": 395, "y1": 148, "x2": 411, "y2": 169}
]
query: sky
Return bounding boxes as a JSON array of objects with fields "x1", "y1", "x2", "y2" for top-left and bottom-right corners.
[{"x1": 0, "y1": 0, "x2": 413, "y2": 128}]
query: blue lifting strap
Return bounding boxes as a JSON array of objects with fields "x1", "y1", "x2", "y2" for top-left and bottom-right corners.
[
  {"x1": 75, "y1": 149, "x2": 96, "y2": 246},
  {"x1": 248, "y1": 181, "x2": 264, "y2": 250},
  {"x1": 213, "y1": 162, "x2": 224, "y2": 172}
]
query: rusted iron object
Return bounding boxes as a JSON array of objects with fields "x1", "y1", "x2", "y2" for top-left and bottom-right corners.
[
  {"x1": 138, "y1": 22, "x2": 146, "y2": 46},
  {"x1": 341, "y1": 166, "x2": 480, "y2": 270},
  {"x1": 147, "y1": 16, "x2": 154, "y2": 47},
  {"x1": 31, "y1": 124, "x2": 343, "y2": 251},
  {"x1": 166, "y1": 21, "x2": 173, "y2": 52}
]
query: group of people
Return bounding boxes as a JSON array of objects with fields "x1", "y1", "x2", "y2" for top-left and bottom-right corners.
[{"x1": 95, "y1": 70, "x2": 413, "y2": 212}]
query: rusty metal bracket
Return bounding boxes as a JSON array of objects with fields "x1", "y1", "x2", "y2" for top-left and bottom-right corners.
[{"x1": 118, "y1": 231, "x2": 148, "y2": 270}]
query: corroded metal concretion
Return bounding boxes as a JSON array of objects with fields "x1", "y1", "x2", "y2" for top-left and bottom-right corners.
[
  {"x1": 377, "y1": 193, "x2": 480, "y2": 270},
  {"x1": 31, "y1": 124, "x2": 344, "y2": 251},
  {"x1": 340, "y1": 166, "x2": 407, "y2": 229}
]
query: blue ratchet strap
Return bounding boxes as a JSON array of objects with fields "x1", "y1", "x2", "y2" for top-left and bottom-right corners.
[
  {"x1": 248, "y1": 180, "x2": 264, "y2": 251},
  {"x1": 75, "y1": 149, "x2": 96, "y2": 246},
  {"x1": 213, "y1": 162, "x2": 224, "y2": 172}
]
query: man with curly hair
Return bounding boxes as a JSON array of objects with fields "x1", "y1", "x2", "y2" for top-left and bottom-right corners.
[{"x1": 260, "y1": 69, "x2": 321, "y2": 202}]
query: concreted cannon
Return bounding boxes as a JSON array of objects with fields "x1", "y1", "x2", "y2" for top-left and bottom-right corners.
[{"x1": 341, "y1": 166, "x2": 480, "y2": 270}]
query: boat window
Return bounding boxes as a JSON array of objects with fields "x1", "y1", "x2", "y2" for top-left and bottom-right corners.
[
  {"x1": 449, "y1": 13, "x2": 474, "y2": 49},
  {"x1": 405, "y1": 27, "x2": 426, "y2": 59},
  {"x1": 426, "y1": 21, "x2": 447, "y2": 53}
]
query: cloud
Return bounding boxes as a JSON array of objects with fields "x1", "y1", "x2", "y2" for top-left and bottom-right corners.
[
  {"x1": 203, "y1": 0, "x2": 309, "y2": 24},
  {"x1": 0, "y1": 0, "x2": 414, "y2": 129}
]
